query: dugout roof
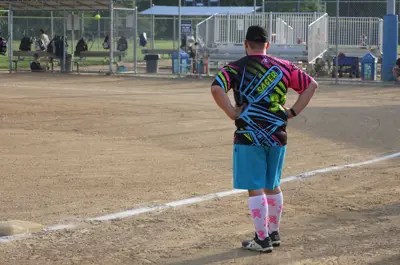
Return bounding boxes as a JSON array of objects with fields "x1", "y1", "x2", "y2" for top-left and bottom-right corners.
[
  {"x1": 139, "y1": 6, "x2": 262, "y2": 16},
  {"x1": 0, "y1": 0, "x2": 123, "y2": 10}
]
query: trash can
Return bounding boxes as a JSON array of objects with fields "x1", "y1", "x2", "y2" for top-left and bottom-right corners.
[
  {"x1": 197, "y1": 59, "x2": 203, "y2": 74},
  {"x1": 60, "y1": 53, "x2": 72, "y2": 72},
  {"x1": 65, "y1": 54, "x2": 72, "y2": 72},
  {"x1": 195, "y1": 58, "x2": 207, "y2": 75},
  {"x1": 360, "y1": 53, "x2": 377, "y2": 81},
  {"x1": 172, "y1": 50, "x2": 189, "y2": 74},
  {"x1": 144, "y1": 54, "x2": 160, "y2": 73}
]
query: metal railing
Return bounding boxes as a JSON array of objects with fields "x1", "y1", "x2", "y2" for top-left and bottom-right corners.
[
  {"x1": 196, "y1": 14, "x2": 217, "y2": 48},
  {"x1": 268, "y1": 12, "x2": 322, "y2": 45},
  {"x1": 328, "y1": 17, "x2": 383, "y2": 50},
  {"x1": 275, "y1": 18, "x2": 294, "y2": 45},
  {"x1": 308, "y1": 13, "x2": 329, "y2": 63},
  {"x1": 196, "y1": 12, "x2": 323, "y2": 47}
]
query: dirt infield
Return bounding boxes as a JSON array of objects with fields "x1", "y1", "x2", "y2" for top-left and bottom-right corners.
[{"x1": 0, "y1": 73, "x2": 399, "y2": 265}]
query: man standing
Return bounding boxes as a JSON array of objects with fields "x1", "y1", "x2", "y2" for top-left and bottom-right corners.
[
  {"x1": 39, "y1": 29, "x2": 50, "y2": 49},
  {"x1": 211, "y1": 25, "x2": 318, "y2": 252},
  {"x1": 392, "y1": 58, "x2": 400, "y2": 81}
]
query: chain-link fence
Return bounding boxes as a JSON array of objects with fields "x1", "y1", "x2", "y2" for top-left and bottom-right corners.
[
  {"x1": 0, "y1": 12, "x2": 8, "y2": 36},
  {"x1": 11, "y1": 11, "x2": 62, "y2": 41},
  {"x1": 133, "y1": 15, "x2": 208, "y2": 75},
  {"x1": 138, "y1": 16, "x2": 177, "y2": 49},
  {"x1": 0, "y1": 9, "x2": 140, "y2": 74},
  {"x1": 0, "y1": 10, "x2": 10, "y2": 71},
  {"x1": 222, "y1": 0, "x2": 391, "y2": 15},
  {"x1": 324, "y1": 0, "x2": 388, "y2": 18},
  {"x1": 326, "y1": 0, "x2": 395, "y2": 82},
  {"x1": 83, "y1": 14, "x2": 111, "y2": 52},
  {"x1": 11, "y1": 11, "x2": 64, "y2": 71},
  {"x1": 1, "y1": 11, "x2": 189, "y2": 74},
  {"x1": 194, "y1": 1, "x2": 398, "y2": 82},
  {"x1": 1, "y1": 1, "x2": 398, "y2": 80},
  {"x1": 111, "y1": 8, "x2": 137, "y2": 73}
]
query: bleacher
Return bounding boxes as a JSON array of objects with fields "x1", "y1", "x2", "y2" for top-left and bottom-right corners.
[
  {"x1": 207, "y1": 44, "x2": 308, "y2": 68},
  {"x1": 195, "y1": 12, "x2": 383, "y2": 75}
]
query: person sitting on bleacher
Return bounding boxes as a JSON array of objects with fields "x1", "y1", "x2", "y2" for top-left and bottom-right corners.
[
  {"x1": 30, "y1": 53, "x2": 46, "y2": 72},
  {"x1": 392, "y1": 58, "x2": 400, "y2": 81}
]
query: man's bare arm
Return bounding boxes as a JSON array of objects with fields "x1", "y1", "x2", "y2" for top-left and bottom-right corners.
[
  {"x1": 211, "y1": 85, "x2": 244, "y2": 120},
  {"x1": 285, "y1": 79, "x2": 318, "y2": 118}
]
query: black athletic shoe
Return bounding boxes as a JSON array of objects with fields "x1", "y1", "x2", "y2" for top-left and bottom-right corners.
[
  {"x1": 242, "y1": 233, "x2": 273, "y2": 252},
  {"x1": 269, "y1": 231, "x2": 280, "y2": 247}
]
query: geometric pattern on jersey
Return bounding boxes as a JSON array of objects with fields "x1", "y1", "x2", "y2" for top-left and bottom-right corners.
[
  {"x1": 235, "y1": 65, "x2": 285, "y2": 146},
  {"x1": 212, "y1": 55, "x2": 311, "y2": 147}
]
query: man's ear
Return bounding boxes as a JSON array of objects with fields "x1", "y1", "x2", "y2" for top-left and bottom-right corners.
[
  {"x1": 244, "y1": 40, "x2": 248, "y2": 49},
  {"x1": 265, "y1": 42, "x2": 270, "y2": 51}
]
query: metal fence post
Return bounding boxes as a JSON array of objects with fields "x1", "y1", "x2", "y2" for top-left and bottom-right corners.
[
  {"x1": 227, "y1": 12, "x2": 230, "y2": 43},
  {"x1": 214, "y1": 15, "x2": 218, "y2": 44},
  {"x1": 51, "y1": 11, "x2": 54, "y2": 39},
  {"x1": 173, "y1": 16, "x2": 176, "y2": 50},
  {"x1": 253, "y1": 0, "x2": 257, "y2": 20},
  {"x1": 335, "y1": 0, "x2": 339, "y2": 84},
  {"x1": 134, "y1": 7, "x2": 138, "y2": 73},
  {"x1": 71, "y1": 12, "x2": 75, "y2": 62},
  {"x1": 205, "y1": 19, "x2": 209, "y2": 49},
  {"x1": 63, "y1": 10, "x2": 66, "y2": 72},
  {"x1": 8, "y1": 8, "x2": 13, "y2": 73},
  {"x1": 178, "y1": 0, "x2": 181, "y2": 75},
  {"x1": 368, "y1": 18, "x2": 373, "y2": 48},
  {"x1": 381, "y1": 0, "x2": 398, "y2": 81},
  {"x1": 151, "y1": 3, "x2": 155, "y2": 49},
  {"x1": 98, "y1": 14, "x2": 101, "y2": 50},
  {"x1": 268, "y1": 12, "x2": 273, "y2": 43},
  {"x1": 81, "y1": 11, "x2": 84, "y2": 38},
  {"x1": 109, "y1": 0, "x2": 114, "y2": 74}
]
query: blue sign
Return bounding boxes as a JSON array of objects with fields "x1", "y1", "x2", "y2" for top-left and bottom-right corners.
[
  {"x1": 361, "y1": 53, "x2": 377, "y2": 81},
  {"x1": 181, "y1": 20, "x2": 192, "y2": 34}
]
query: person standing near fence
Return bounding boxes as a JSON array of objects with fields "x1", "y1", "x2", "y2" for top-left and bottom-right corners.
[
  {"x1": 211, "y1": 25, "x2": 318, "y2": 252},
  {"x1": 392, "y1": 58, "x2": 400, "y2": 81},
  {"x1": 39, "y1": 29, "x2": 50, "y2": 48}
]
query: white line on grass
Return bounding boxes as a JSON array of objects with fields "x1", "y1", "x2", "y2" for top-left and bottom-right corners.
[{"x1": 1, "y1": 152, "x2": 399, "y2": 244}]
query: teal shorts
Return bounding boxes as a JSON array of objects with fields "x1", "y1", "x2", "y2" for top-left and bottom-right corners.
[{"x1": 233, "y1": 144, "x2": 286, "y2": 190}]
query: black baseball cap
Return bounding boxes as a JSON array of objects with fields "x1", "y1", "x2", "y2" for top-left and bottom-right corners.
[{"x1": 245, "y1": 25, "x2": 268, "y2": 43}]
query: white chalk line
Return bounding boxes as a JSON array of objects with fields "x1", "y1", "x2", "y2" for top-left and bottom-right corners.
[
  {"x1": 0, "y1": 224, "x2": 77, "y2": 243},
  {"x1": 1, "y1": 151, "x2": 399, "y2": 244},
  {"x1": 1, "y1": 83, "x2": 204, "y2": 96},
  {"x1": 90, "y1": 151, "x2": 400, "y2": 221}
]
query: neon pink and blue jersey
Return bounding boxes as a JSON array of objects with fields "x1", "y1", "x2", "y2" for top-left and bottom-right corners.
[{"x1": 212, "y1": 54, "x2": 312, "y2": 147}]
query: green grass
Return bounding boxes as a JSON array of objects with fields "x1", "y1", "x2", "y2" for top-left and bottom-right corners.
[{"x1": 0, "y1": 39, "x2": 175, "y2": 69}]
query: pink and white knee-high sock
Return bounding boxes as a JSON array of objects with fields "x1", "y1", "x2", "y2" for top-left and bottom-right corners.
[
  {"x1": 248, "y1": 195, "x2": 269, "y2": 240},
  {"x1": 266, "y1": 193, "x2": 283, "y2": 233}
]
